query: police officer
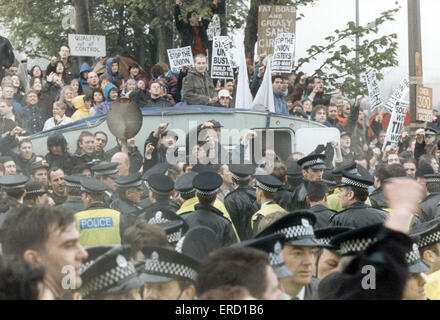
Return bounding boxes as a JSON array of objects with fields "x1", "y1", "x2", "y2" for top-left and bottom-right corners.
[
  {"x1": 138, "y1": 245, "x2": 201, "y2": 300},
  {"x1": 91, "y1": 163, "x2": 119, "y2": 207},
  {"x1": 306, "y1": 181, "x2": 336, "y2": 229},
  {"x1": 0, "y1": 174, "x2": 28, "y2": 206},
  {"x1": 291, "y1": 154, "x2": 327, "y2": 210},
  {"x1": 175, "y1": 171, "x2": 235, "y2": 225},
  {"x1": 79, "y1": 245, "x2": 144, "y2": 300},
  {"x1": 141, "y1": 173, "x2": 180, "y2": 219},
  {"x1": 256, "y1": 211, "x2": 321, "y2": 300},
  {"x1": 418, "y1": 174, "x2": 440, "y2": 222},
  {"x1": 23, "y1": 180, "x2": 50, "y2": 205},
  {"x1": 59, "y1": 175, "x2": 86, "y2": 213},
  {"x1": 181, "y1": 171, "x2": 238, "y2": 246},
  {"x1": 251, "y1": 174, "x2": 286, "y2": 234},
  {"x1": 110, "y1": 172, "x2": 146, "y2": 236},
  {"x1": 224, "y1": 164, "x2": 259, "y2": 241},
  {"x1": 153, "y1": 218, "x2": 189, "y2": 247},
  {"x1": 74, "y1": 177, "x2": 122, "y2": 246},
  {"x1": 330, "y1": 168, "x2": 387, "y2": 228}
]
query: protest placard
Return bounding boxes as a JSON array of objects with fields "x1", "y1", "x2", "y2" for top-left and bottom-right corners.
[
  {"x1": 68, "y1": 34, "x2": 106, "y2": 57},
  {"x1": 364, "y1": 68, "x2": 382, "y2": 113},
  {"x1": 382, "y1": 100, "x2": 410, "y2": 151},
  {"x1": 272, "y1": 33, "x2": 295, "y2": 73},
  {"x1": 257, "y1": 5, "x2": 296, "y2": 56},
  {"x1": 207, "y1": 14, "x2": 221, "y2": 41},
  {"x1": 416, "y1": 86, "x2": 433, "y2": 122},
  {"x1": 218, "y1": 36, "x2": 236, "y2": 68},
  {"x1": 211, "y1": 36, "x2": 234, "y2": 79},
  {"x1": 167, "y1": 46, "x2": 194, "y2": 73},
  {"x1": 384, "y1": 76, "x2": 410, "y2": 113}
]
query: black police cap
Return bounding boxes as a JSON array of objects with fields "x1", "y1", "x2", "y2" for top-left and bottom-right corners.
[
  {"x1": 255, "y1": 175, "x2": 282, "y2": 193},
  {"x1": 193, "y1": 171, "x2": 222, "y2": 195},
  {"x1": 228, "y1": 164, "x2": 256, "y2": 181},
  {"x1": 91, "y1": 163, "x2": 118, "y2": 178},
  {"x1": 297, "y1": 154, "x2": 327, "y2": 170},
  {"x1": 64, "y1": 175, "x2": 82, "y2": 189},
  {"x1": 116, "y1": 172, "x2": 143, "y2": 189},
  {"x1": 0, "y1": 174, "x2": 29, "y2": 191},
  {"x1": 175, "y1": 172, "x2": 198, "y2": 193},
  {"x1": 142, "y1": 163, "x2": 170, "y2": 181},
  {"x1": 24, "y1": 180, "x2": 45, "y2": 195},
  {"x1": 148, "y1": 173, "x2": 174, "y2": 195},
  {"x1": 175, "y1": 226, "x2": 221, "y2": 263},
  {"x1": 191, "y1": 164, "x2": 217, "y2": 173},
  {"x1": 80, "y1": 177, "x2": 107, "y2": 193}
]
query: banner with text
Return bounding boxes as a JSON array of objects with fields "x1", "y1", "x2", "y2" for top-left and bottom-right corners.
[
  {"x1": 211, "y1": 36, "x2": 234, "y2": 79},
  {"x1": 384, "y1": 76, "x2": 410, "y2": 113},
  {"x1": 167, "y1": 46, "x2": 194, "y2": 73},
  {"x1": 257, "y1": 5, "x2": 296, "y2": 56},
  {"x1": 69, "y1": 34, "x2": 106, "y2": 57},
  {"x1": 382, "y1": 100, "x2": 410, "y2": 151},
  {"x1": 364, "y1": 68, "x2": 383, "y2": 113},
  {"x1": 416, "y1": 86, "x2": 433, "y2": 122},
  {"x1": 272, "y1": 33, "x2": 296, "y2": 73},
  {"x1": 207, "y1": 14, "x2": 221, "y2": 41}
]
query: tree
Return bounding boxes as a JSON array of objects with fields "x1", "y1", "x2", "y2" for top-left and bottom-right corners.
[{"x1": 294, "y1": 3, "x2": 401, "y2": 98}]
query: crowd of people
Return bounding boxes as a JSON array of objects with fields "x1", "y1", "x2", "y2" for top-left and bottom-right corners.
[{"x1": 0, "y1": 0, "x2": 439, "y2": 302}]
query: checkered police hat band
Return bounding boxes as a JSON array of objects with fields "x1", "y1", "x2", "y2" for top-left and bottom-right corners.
[
  {"x1": 167, "y1": 230, "x2": 182, "y2": 244},
  {"x1": 81, "y1": 262, "x2": 137, "y2": 299},
  {"x1": 340, "y1": 238, "x2": 377, "y2": 255},
  {"x1": 406, "y1": 245, "x2": 422, "y2": 265},
  {"x1": 195, "y1": 188, "x2": 219, "y2": 196},
  {"x1": 318, "y1": 237, "x2": 331, "y2": 246},
  {"x1": 148, "y1": 216, "x2": 169, "y2": 225},
  {"x1": 256, "y1": 180, "x2": 278, "y2": 193},
  {"x1": 26, "y1": 189, "x2": 45, "y2": 194},
  {"x1": 144, "y1": 258, "x2": 198, "y2": 282},
  {"x1": 231, "y1": 172, "x2": 250, "y2": 182},
  {"x1": 149, "y1": 185, "x2": 171, "y2": 196},
  {"x1": 276, "y1": 225, "x2": 314, "y2": 240},
  {"x1": 66, "y1": 182, "x2": 81, "y2": 189},
  {"x1": 301, "y1": 159, "x2": 324, "y2": 169},
  {"x1": 426, "y1": 178, "x2": 440, "y2": 184},
  {"x1": 418, "y1": 231, "x2": 440, "y2": 248},
  {"x1": 94, "y1": 169, "x2": 117, "y2": 176},
  {"x1": 341, "y1": 177, "x2": 369, "y2": 189}
]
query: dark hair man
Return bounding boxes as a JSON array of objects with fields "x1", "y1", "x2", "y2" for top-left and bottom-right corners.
[{"x1": 1, "y1": 205, "x2": 88, "y2": 299}]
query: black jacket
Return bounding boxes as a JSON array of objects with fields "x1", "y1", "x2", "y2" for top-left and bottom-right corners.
[
  {"x1": 335, "y1": 226, "x2": 412, "y2": 300},
  {"x1": 369, "y1": 187, "x2": 388, "y2": 210},
  {"x1": 138, "y1": 200, "x2": 181, "y2": 222},
  {"x1": 181, "y1": 203, "x2": 237, "y2": 247},
  {"x1": 274, "y1": 185, "x2": 295, "y2": 211},
  {"x1": 58, "y1": 197, "x2": 85, "y2": 214},
  {"x1": 174, "y1": 5, "x2": 217, "y2": 50},
  {"x1": 110, "y1": 197, "x2": 144, "y2": 237},
  {"x1": 290, "y1": 180, "x2": 310, "y2": 211},
  {"x1": 0, "y1": 36, "x2": 14, "y2": 81},
  {"x1": 45, "y1": 152, "x2": 78, "y2": 175},
  {"x1": 142, "y1": 131, "x2": 178, "y2": 173},
  {"x1": 144, "y1": 96, "x2": 173, "y2": 108},
  {"x1": 418, "y1": 193, "x2": 440, "y2": 223},
  {"x1": 12, "y1": 153, "x2": 37, "y2": 177},
  {"x1": 50, "y1": 192, "x2": 67, "y2": 206},
  {"x1": 224, "y1": 186, "x2": 260, "y2": 241},
  {"x1": 330, "y1": 202, "x2": 387, "y2": 228},
  {"x1": 309, "y1": 204, "x2": 335, "y2": 229}
]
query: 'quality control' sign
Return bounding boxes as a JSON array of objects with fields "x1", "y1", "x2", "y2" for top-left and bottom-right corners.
[{"x1": 69, "y1": 34, "x2": 106, "y2": 57}]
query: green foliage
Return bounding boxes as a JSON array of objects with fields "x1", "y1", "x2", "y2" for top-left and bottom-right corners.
[{"x1": 295, "y1": 3, "x2": 401, "y2": 98}]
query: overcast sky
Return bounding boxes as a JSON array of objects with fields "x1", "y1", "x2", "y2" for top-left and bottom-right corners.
[{"x1": 232, "y1": 0, "x2": 440, "y2": 106}]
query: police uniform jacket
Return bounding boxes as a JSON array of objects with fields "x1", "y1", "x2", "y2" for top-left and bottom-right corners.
[
  {"x1": 274, "y1": 185, "x2": 295, "y2": 211},
  {"x1": 369, "y1": 188, "x2": 387, "y2": 210},
  {"x1": 291, "y1": 180, "x2": 310, "y2": 211},
  {"x1": 224, "y1": 186, "x2": 260, "y2": 241},
  {"x1": 418, "y1": 193, "x2": 440, "y2": 223},
  {"x1": 330, "y1": 202, "x2": 387, "y2": 228},
  {"x1": 104, "y1": 191, "x2": 118, "y2": 208},
  {"x1": 58, "y1": 197, "x2": 85, "y2": 214},
  {"x1": 181, "y1": 203, "x2": 238, "y2": 247},
  {"x1": 309, "y1": 204, "x2": 336, "y2": 229},
  {"x1": 138, "y1": 200, "x2": 180, "y2": 222},
  {"x1": 251, "y1": 201, "x2": 287, "y2": 234},
  {"x1": 110, "y1": 197, "x2": 144, "y2": 236},
  {"x1": 74, "y1": 202, "x2": 121, "y2": 246}
]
